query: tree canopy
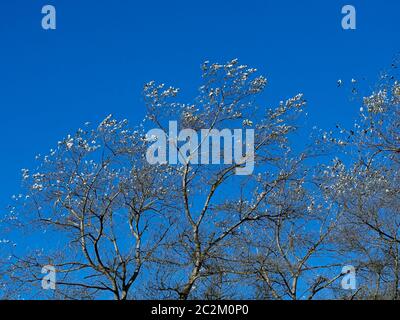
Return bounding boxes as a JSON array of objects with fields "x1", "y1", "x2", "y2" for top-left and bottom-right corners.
[{"x1": 1, "y1": 59, "x2": 399, "y2": 300}]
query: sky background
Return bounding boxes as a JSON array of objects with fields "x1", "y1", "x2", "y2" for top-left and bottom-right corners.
[{"x1": 0, "y1": 0, "x2": 399, "y2": 212}]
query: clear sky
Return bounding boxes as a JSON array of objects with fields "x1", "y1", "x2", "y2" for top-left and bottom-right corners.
[{"x1": 0, "y1": 0, "x2": 399, "y2": 211}]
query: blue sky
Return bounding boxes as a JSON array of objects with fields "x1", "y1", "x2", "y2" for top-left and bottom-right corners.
[{"x1": 0, "y1": 0, "x2": 399, "y2": 211}]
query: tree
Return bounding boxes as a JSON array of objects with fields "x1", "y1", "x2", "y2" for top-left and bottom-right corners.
[
  {"x1": 2, "y1": 59, "x2": 399, "y2": 300},
  {"x1": 322, "y1": 67, "x2": 400, "y2": 299},
  {"x1": 142, "y1": 59, "x2": 309, "y2": 299},
  {"x1": 4, "y1": 116, "x2": 173, "y2": 299}
]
